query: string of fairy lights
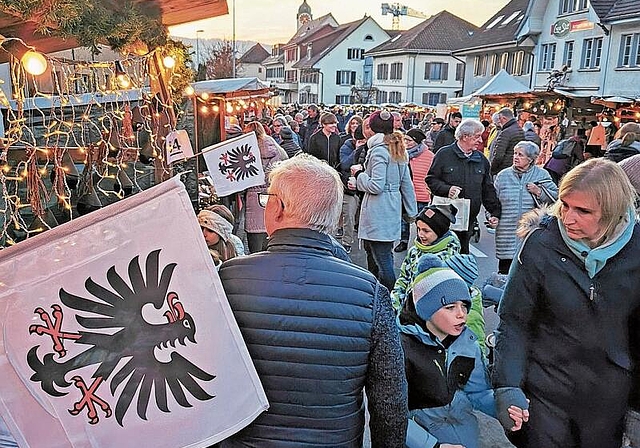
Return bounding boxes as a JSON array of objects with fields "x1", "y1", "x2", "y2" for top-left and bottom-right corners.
[
  {"x1": 0, "y1": 38, "x2": 177, "y2": 247},
  {"x1": 0, "y1": 35, "x2": 274, "y2": 249}
]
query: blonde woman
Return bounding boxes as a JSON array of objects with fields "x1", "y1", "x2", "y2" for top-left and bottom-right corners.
[
  {"x1": 494, "y1": 158, "x2": 640, "y2": 447},
  {"x1": 350, "y1": 110, "x2": 417, "y2": 290}
]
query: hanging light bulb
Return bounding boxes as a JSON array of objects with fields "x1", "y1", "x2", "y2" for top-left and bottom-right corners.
[
  {"x1": 114, "y1": 60, "x2": 129, "y2": 88},
  {"x1": 21, "y1": 50, "x2": 47, "y2": 75},
  {"x1": 163, "y1": 55, "x2": 176, "y2": 69},
  {"x1": 1, "y1": 37, "x2": 48, "y2": 75},
  {"x1": 184, "y1": 85, "x2": 195, "y2": 96}
]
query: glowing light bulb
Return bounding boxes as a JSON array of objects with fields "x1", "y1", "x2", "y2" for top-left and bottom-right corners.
[
  {"x1": 212, "y1": 105, "x2": 220, "y2": 113},
  {"x1": 226, "y1": 104, "x2": 234, "y2": 113},
  {"x1": 21, "y1": 50, "x2": 47, "y2": 76},
  {"x1": 201, "y1": 92, "x2": 209, "y2": 100},
  {"x1": 162, "y1": 55, "x2": 176, "y2": 69},
  {"x1": 184, "y1": 86, "x2": 195, "y2": 96}
]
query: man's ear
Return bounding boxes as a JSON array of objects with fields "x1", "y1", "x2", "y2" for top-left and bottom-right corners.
[{"x1": 273, "y1": 197, "x2": 286, "y2": 222}]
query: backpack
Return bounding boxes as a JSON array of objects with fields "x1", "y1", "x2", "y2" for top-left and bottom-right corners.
[{"x1": 551, "y1": 138, "x2": 577, "y2": 159}]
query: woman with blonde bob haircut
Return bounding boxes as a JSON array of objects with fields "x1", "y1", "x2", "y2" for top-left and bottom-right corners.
[{"x1": 494, "y1": 158, "x2": 640, "y2": 448}]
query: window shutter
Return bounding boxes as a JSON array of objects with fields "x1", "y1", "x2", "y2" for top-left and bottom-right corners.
[
  {"x1": 439, "y1": 93, "x2": 447, "y2": 103},
  {"x1": 336, "y1": 71, "x2": 341, "y2": 84},
  {"x1": 350, "y1": 71, "x2": 356, "y2": 85},
  {"x1": 442, "y1": 63, "x2": 449, "y2": 80}
]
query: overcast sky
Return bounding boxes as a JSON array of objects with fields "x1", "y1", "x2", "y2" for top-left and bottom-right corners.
[{"x1": 169, "y1": 0, "x2": 510, "y2": 44}]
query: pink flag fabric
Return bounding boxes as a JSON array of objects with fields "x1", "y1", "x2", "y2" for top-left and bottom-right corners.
[{"x1": 0, "y1": 177, "x2": 268, "y2": 447}]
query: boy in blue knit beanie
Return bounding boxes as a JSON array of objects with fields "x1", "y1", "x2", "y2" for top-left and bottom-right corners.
[{"x1": 398, "y1": 254, "x2": 527, "y2": 448}]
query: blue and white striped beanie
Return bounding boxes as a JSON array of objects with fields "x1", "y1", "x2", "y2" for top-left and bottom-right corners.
[
  {"x1": 412, "y1": 254, "x2": 471, "y2": 321},
  {"x1": 444, "y1": 253, "x2": 479, "y2": 287}
]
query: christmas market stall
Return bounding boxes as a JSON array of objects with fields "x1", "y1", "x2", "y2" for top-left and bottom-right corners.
[{"x1": 0, "y1": 0, "x2": 230, "y2": 247}]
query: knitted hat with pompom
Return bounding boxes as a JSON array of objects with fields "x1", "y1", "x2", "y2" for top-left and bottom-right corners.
[{"x1": 412, "y1": 254, "x2": 471, "y2": 321}]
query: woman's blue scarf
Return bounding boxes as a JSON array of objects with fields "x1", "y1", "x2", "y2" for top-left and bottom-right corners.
[{"x1": 558, "y1": 208, "x2": 636, "y2": 278}]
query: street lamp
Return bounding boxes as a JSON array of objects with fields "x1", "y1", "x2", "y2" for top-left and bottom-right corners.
[
  {"x1": 231, "y1": 0, "x2": 236, "y2": 78},
  {"x1": 196, "y1": 29, "x2": 204, "y2": 68}
]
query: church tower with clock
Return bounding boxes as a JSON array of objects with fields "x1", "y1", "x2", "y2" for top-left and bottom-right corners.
[{"x1": 297, "y1": 0, "x2": 312, "y2": 29}]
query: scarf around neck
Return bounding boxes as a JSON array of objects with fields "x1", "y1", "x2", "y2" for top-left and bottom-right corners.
[{"x1": 558, "y1": 208, "x2": 635, "y2": 278}]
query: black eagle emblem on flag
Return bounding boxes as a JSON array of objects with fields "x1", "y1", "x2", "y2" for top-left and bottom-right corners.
[
  {"x1": 218, "y1": 143, "x2": 259, "y2": 181},
  {"x1": 27, "y1": 249, "x2": 216, "y2": 426}
]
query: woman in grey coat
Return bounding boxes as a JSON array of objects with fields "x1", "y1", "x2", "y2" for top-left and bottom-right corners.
[
  {"x1": 351, "y1": 110, "x2": 417, "y2": 291},
  {"x1": 493, "y1": 141, "x2": 557, "y2": 274}
]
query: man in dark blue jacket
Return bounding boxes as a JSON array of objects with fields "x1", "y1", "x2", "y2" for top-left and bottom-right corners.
[{"x1": 218, "y1": 153, "x2": 408, "y2": 448}]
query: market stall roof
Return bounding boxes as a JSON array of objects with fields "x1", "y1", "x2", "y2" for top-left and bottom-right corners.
[
  {"x1": 448, "y1": 69, "x2": 530, "y2": 104},
  {"x1": 0, "y1": 0, "x2": 228, "y2": 59},
  {"x1": 473, "y1": 69, "x2": 531, "y2": 96},
  {"x1": 591, "y1": 95, "x2": 635, "y2": 107},
  {"x1": 190, "y1": 77, "x2": 271, "y2": 99}
]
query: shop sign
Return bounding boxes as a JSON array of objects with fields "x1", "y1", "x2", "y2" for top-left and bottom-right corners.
[
  {"x1": 570, "y1": 19, "x2": 594, "y2": 32},
  {"x1": 551, "y1": 19, "x2": 570, "y2": 37},
  {"x1": 461, "y1": 102, "x2": 482, "y2": 119}
]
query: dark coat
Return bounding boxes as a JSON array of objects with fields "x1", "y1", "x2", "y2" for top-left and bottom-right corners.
[
  {"x1": 493, "y1": 213, "x2": 640, "y2": 446},
  {"x1": 433, "y1": 125, "x2": 456, "y2": 153},
  {"x1": 426, "y1": 143, "x2": 501, "y2": 230},
  {"x1": 490, "y1": 118, "x2": 525, "y2": 175},
  {"x1": 307, "y1": 130, "x2": 342, "y2": 168},
  {"x1": 524, "y1": 129, "x2": 541, "y2": 147},
  {"x1": 219, "y1": 228, "x2": 408, "y2": 447}
]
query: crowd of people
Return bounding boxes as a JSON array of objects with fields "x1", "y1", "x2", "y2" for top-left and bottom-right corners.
[{"x1": 192, "y1": 102, "x2": 640, "y2": 447}]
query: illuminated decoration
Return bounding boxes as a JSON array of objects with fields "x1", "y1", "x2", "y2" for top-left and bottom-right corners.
[
  {"x1": 0, "y1": 38, "x2": 197, "y2": 247},
  {"x1": 0, "y1": 35, "x2": 48, "y2": 76},
  {"x1": 163, "y1": 55, "x2": 176, "y2": 69}
]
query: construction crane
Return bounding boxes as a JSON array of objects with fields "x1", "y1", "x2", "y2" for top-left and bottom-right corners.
[{"x1": 381, "y1": 3, "x2": 429, "y2": 30}]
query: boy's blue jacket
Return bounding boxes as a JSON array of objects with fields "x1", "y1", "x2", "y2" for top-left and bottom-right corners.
[{"x1": 399, "y1": 313, "x2": 496, "y2": 448}]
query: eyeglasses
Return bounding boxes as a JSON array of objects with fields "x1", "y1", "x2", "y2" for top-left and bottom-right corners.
[
  {"x1": 273, "y1": 123, "x2": 282, "y2": 128},
  {"x1": 258, "y1": 192, "x2": 277, "y2": 208}
]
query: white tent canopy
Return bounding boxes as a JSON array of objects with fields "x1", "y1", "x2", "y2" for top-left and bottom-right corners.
[
  {"x1": 190, "y1": 77, "x2": 270, "y2": 95},
  {"x1": 449, "y1": 69, "x2": 530, "y2": 104}
]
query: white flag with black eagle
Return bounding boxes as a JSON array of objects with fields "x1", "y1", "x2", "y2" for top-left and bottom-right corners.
[
  {"x1": 202, "y1": 132, "x2": 265, "y2": 197},
  {"x1": 0, "y1": 177, "x2": 268, "y2": 447}
]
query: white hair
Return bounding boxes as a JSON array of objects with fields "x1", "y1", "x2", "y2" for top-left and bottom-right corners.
[{"x1": 268, "y1": 154, "x2": 343, "y2": 233}]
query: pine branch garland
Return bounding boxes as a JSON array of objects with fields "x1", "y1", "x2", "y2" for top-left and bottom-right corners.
[{"x1": 0, "y1": 0, "x2": 167, "y2": 54}]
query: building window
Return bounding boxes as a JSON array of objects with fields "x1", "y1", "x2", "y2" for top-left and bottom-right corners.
[
  {"x1": 582, "y1": 37, "x2": 603, "y2": 69},
  {"x1": 473, "y1": 54, "x2": 487, "y2": 76},
  {"x1": 618, "y1": 33, "x2": 640, "y2": 67},
  {"x1": 258, "y1": 67, "x2": 262, "y2": 73},
  {"x1": 347, "y1": 48, "x2": 365, "y2": 60},
  {"x1": 422, "y1": 92, "x2": 447, "y2": 106},
  {"x1": 559, "y1": 0, "x2": 588, "y2": 14},
  {"x1": 424, "y1": 62, "x2": 448, "y2": 81},
  {"x1": 563, "y1": 41, "x2": 574, "y2": 68},
  {"x1": 376, "y1": 90, "x2": 388, "y2": 103},
  {"x1": 389, "y1": 91, "x2": 402, "y2": 103},
  {"x1": 487, "y1": 54, "x2": 498, "y2": 75},
  {"x1": 455, "y1": 63, "x2": 464, "y2": 81},
  {"x1": 266, "y1": 67, "x2": 284, "y2": 78},
  {"x1": 513, "y1": 51, "x2": 525, "y2": 75},
  {"x1": 285, "y1": 48, "x2": 298, "y2": 63},
  {"x1": 377, "y1": 63, "x2": 389, "y2": 80},
  {"x1": 500, "y1": 52, "x2": 510, "y2": 71},
  {"x1": 364, "y1": 34, "x2": 374, "y2": 41},
  {"x1": 390, "y1": 62, "x2": 403, "y2": 80},
  {"x1": 285, "y1": 70, "x2": 298, "y2": 83},
  {"x1": 539, "y1": 43, "x2": 556, "y2": 71},
  {"x1": 300, "y1": 71, "x2": 319, "y2": 83},
  {"x1": 336, "y1": 70, "x2": 356, "y2": 85},
  {"x1": 335, "y1": 94, "x2": 351, "y2": 105}
]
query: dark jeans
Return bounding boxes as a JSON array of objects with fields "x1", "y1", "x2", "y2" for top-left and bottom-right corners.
[
  {"x1": 246, "y1": 232, "x2": 267, "y2": 253},
  {"x1": 400, "y1": 201, "x2": 429, "y2": 242},
  {"x1": 363, "y1": 240, "x2": 395, "y2": 291}
]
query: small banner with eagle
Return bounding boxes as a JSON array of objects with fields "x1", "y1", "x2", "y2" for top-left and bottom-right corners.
[
  {"x1": 202, "y1": 132, "x2": 265, "y2": 197},
  {"x1": 0, "y1": 177, "x2": 268, "y2": 448}
]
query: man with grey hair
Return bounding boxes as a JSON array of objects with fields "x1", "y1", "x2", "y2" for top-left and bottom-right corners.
[
  {"x1": 427, "y1": 119, "x2": 501, "y2": 253},
  {"x1": 219, "y1": 154, "x2": 408, "y2": 448},
  {"x1": 490, "y1": 107, "x2": 525, "y2": 175}
]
